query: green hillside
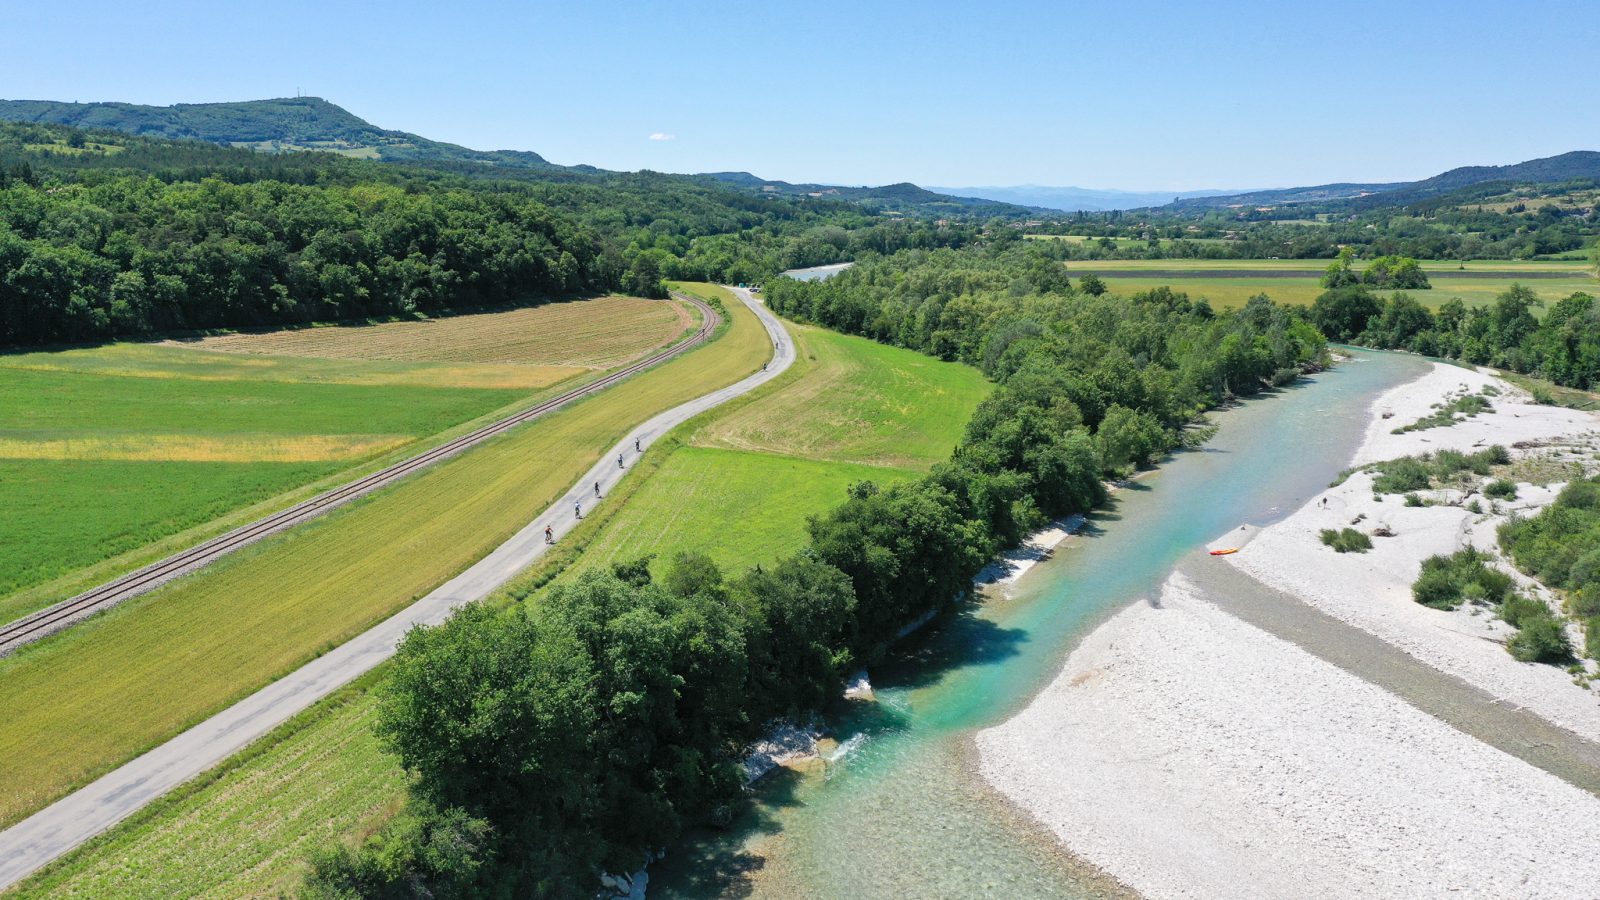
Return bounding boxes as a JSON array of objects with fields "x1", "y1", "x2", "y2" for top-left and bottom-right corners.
[{"x1": 0, "y1": 96, "x2": 573, "y2": 170}]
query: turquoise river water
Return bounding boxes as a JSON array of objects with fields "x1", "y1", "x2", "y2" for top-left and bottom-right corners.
[{"x1": 654, "y1": 349, "x2": 1429, "y2": 898}]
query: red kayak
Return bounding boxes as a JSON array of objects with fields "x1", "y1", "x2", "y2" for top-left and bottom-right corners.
[{"x1": 1208, "y1": 548, "x2": 1240, "y2": 556}]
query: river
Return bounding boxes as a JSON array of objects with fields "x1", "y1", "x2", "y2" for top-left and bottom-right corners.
[
  {"x1": 778, "y1": 262, "x2": 854, "y2": 282},
  {"x1": 653, "y1": 349, "x2": 1429, "y2": 898}
]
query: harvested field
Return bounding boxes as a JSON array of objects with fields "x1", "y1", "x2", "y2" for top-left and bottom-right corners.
[
  {"x1": 170, "y1": 296, "x2": 693, "y2": 368},
  {"x1": 0, "y1": 433, "x2": 411, "y2": 463},
  {"x1": 5, "y1": 345, "x2": 584, "y2": 391}
]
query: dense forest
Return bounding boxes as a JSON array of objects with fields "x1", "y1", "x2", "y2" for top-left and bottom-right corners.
[
  {"x1": 0, "y1": 119, "x2": 972, "y2": 346},
  {"x1": 305, "y1": 242, "x2": 1327, "y2": 897}
]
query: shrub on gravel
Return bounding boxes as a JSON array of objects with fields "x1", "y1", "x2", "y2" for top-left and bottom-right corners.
[
  {"x1": 1412, "y1": 548, "x2": 1514, "y2": 610},
  {"x1": 1507, "y1": 613, "x2": 1572, "y2": 664},
  {"x1": 1319, "y1": 527, "x2": 1372, "y2": 553},
  {"x1": 1485, "y1": 479, "x2": 1519, "y2": 500}
]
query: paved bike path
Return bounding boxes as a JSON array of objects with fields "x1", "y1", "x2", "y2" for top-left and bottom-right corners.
[{"x1": 0, "y1": 288, "x2": 792, "y2": 890}]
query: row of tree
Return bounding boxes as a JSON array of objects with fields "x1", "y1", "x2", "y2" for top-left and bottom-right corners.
[
  {"x1": 1320, "y1": 249, "x2": 1430, "y2": 289},
  {"x1": 1030, "y1": 187, "x2": 1600, "y2": 262},
  {"x1": 305, "y1": 243, "x2": 1327, "y2": 896},
  {"x1": 1310, "y1": 283, "x2": 1600, "y2": 389}
]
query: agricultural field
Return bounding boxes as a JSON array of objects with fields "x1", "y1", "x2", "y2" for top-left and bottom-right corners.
[
  {"x1": 1024, "y1": 233, "x2": 1231, "y2": 249},
  {"x1": 0, "y1": 296, "x2": 694, "y2": 621},
  {"x1": 174, "y1": 295, "x2": 690, "y2": 367},
  {"x1": 0, "y1": 288, "x2": 761, "y2": 833},
  {"x1": 8, "y1": 294, "x2": 993, "y2": 899},
  {"x1": 1069, "y1": 258, "x2": 1598, "y2": 310}
]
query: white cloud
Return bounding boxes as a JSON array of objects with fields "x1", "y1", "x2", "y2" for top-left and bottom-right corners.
[{"x1": 648, "y1": 132, "x2": 675, "y2": 142}]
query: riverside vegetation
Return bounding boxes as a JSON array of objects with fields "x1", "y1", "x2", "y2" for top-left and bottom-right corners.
[
  {"x1": 305, "y1": 242, "x2": 1327, "y2": 896},
  {"x1": 1500, "y1": 476, "x2": 1600, "y2": 660}
]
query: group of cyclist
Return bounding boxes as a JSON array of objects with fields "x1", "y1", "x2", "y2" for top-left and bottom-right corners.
[{"x1": 544, "y1": 437, "x2": 645, "y2": 544}]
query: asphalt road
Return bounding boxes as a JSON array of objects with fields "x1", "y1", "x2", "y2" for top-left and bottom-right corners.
[{"x1": 0, "y1": 287, "x2": 793, "y2": 891}]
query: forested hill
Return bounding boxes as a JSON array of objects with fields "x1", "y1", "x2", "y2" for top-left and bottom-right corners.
[
  {"x1": 0, "y1": 97, "x2": 1036, "y2": 216},
  {"x1": 1163, "y1": 151, "x2": 1600, "y2": 213},
  {"x1": 0, "y1": 96, "x2": 580, "y2": 172}
]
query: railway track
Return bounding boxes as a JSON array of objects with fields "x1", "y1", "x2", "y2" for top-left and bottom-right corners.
[{"x1": 0, "y1": 293, "x2": 719, "y2": 656}]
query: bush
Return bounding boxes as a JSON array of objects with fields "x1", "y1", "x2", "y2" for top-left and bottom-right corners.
[
  {"x1": 1485, "y1": 479, "x2": 1518, "y2": 500},
  {"x1": 1500, "y1": 594, "x2": 1549, "y2": 629},
  {"x1": 1412, "y1": 549, "x2": 1513, "y2": 610},
  {"x1": 1404, "y1": 493, "x2": 1424, "y2": 507},
  {"x1": 1319, "y1": 527, "x2": 1372, "y2": 553},
  {"x1": 1587, "y1": 617, "x2": 1600, "y2": 662},
  {"x1": 1567, "y1": 582, "x2": 1600, "y2": 619},
  {"x1": 1507, "y1": 614, "x2": 1571, "y2": 664},
  {"x1": 1412, "y1": 566, "x2": 1464, "y2": 609},
  {"x1": 1371, "y1": 458, "x2": 1433, "y2": 494}
]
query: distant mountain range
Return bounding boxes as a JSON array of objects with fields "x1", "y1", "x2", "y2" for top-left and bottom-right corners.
[
  {"x1": 3, "y1": 97, "x2": 1593, "y2": 221},
  {"x1": 1161, "y1": 151, "x2": 1600, "y2": 212},
  {"x1": 692, "y1": 172, "x2": 1041, "y2": 216},
  {"x1": 925, "y1": 185, "x2": 1248, "y2": 212}
]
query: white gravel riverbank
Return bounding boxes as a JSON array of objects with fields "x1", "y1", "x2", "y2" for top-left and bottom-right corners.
[
  {"x1": 1226, "y1": 362, "x2": 1600, "y2": 740},
  {"x1": 977, "y1": 360, "x2": 1600, "y2": 898},
  {"x1": 977, "y1": 573, "x2": 1600, "y2": 899}
]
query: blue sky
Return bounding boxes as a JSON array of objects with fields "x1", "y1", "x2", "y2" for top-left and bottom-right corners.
[{"x1": 4, "y1": 0, "x2": 1593, "y2": 190}]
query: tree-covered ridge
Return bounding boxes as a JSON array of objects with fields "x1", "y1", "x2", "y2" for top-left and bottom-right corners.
[
  {"x1": 0, "y1": 119, "x2": 979, "y2": 346},
  {"x1": 0, "y1": 96, "x2": 566, "y2": 170}
]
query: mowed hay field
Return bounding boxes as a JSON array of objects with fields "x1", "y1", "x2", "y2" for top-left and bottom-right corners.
[
  {"x1": 1070, "y1": 258, "x2": 1598, "y2": 311},
  {"x1": 0, "y1": 288, "x2": 763, "y2": 832},
  {"x1": 573, "y1": 320, "x2": 992, "y2": 575},
  {"x1": 172, "y1": 295, "x2": 691, "y2": 367},
  {"x1": 0, "y1": 297, "x2": 693, "y2": 621},
  {"x1": 8, "y1": 295, "x2": 991, "y2": 899}
]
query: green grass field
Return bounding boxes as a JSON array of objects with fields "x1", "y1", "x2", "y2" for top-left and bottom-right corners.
[
  {"x1": 1067, "y1": 258, "x2": 1598, "y2": 311},
  {"x1": 0, "y1": 288, "x2": 763, "y2": 833},
  {"x1": 573, "y1": 320, "x2": 989, "y2": 576},
  {"x1": 9, "y1": 294, "x2": 992, "y2": 899},
  {"x1": 574, "y1": 447, "x2": 918, "y2": 576},
  {"x1": 9, "y1": 675, "x2": 406, "y2": 900},
  {"x1": 0, "y1": 297, "x2": 692, "y2": 621}
]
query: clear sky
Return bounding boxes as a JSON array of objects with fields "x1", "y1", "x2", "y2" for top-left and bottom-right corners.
[{"x1": 4, "y1": 0, "x2": 1594, "y2": 190}]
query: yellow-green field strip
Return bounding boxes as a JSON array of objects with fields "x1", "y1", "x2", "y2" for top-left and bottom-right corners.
[
  {"x1": 0, "y1": 298, "x2": 711, "y2": 656},
  {"x1": 0, "y1": 288, "x2": 791, "y2": 891}
]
